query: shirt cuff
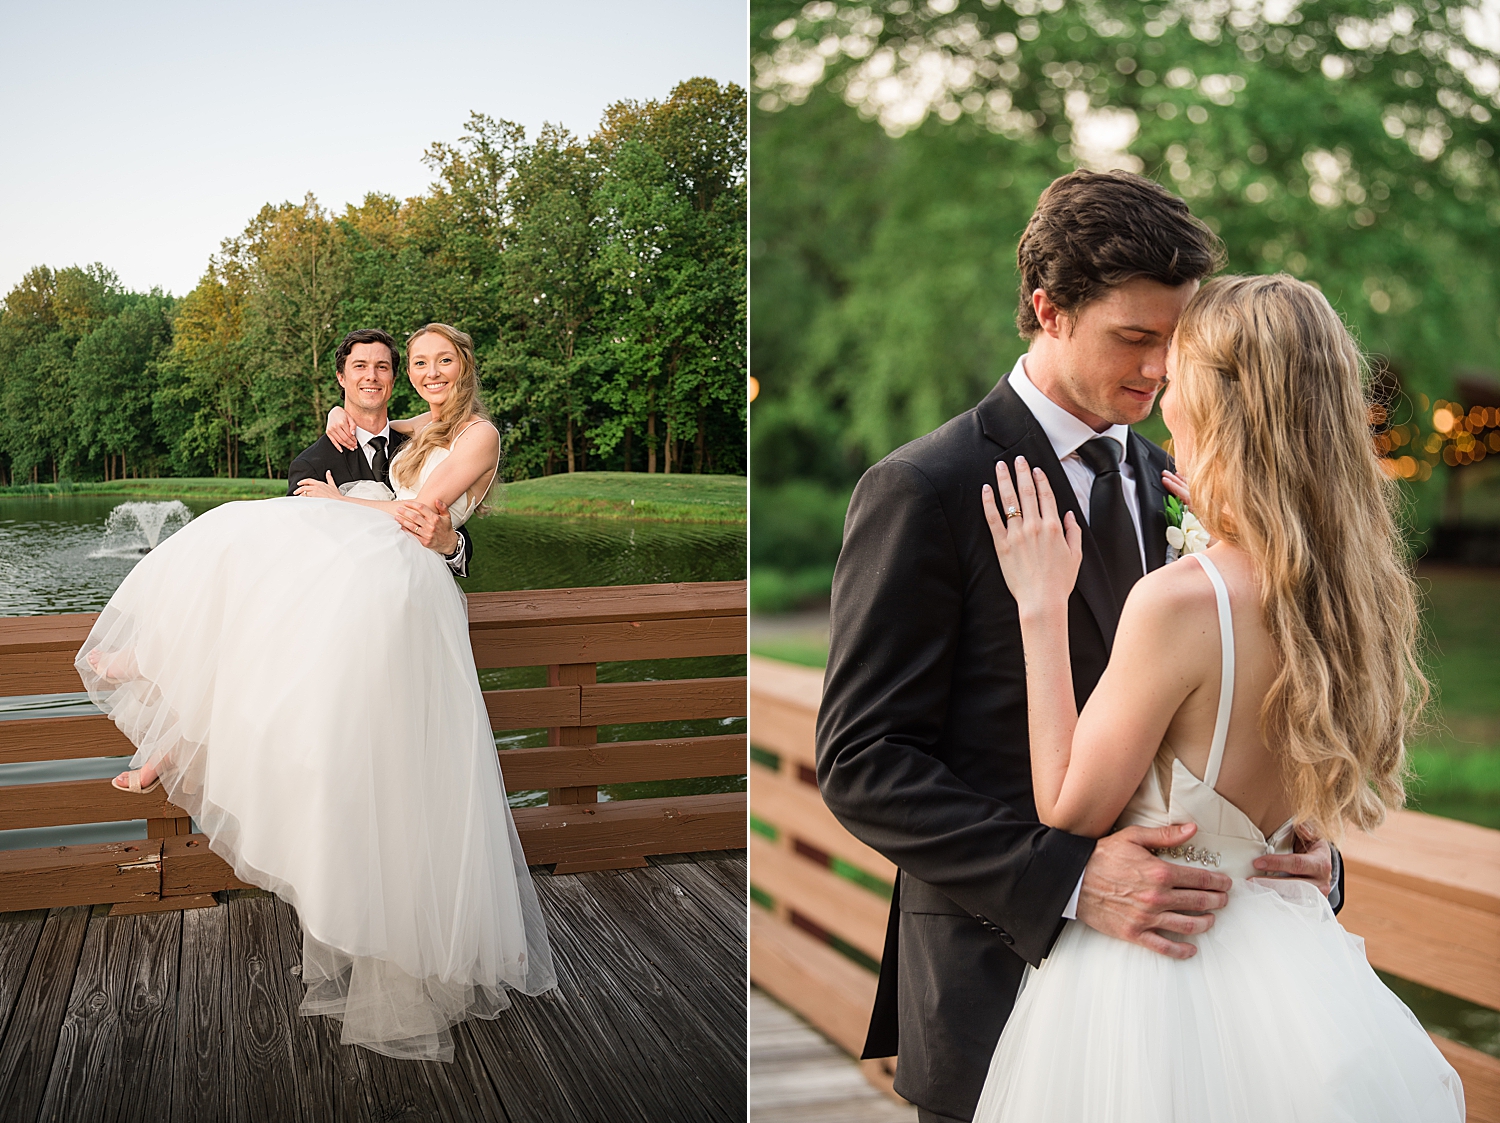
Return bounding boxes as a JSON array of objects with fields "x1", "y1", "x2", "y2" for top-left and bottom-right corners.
[
  {"x1": 443, "y1": 534, "x2": 466, "y2": 567},
  {"x1": 1062, "y1": 871, "x2": 1084, "y2": 921}
]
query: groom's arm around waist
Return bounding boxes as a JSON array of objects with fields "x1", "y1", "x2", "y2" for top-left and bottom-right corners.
[{"x1": 815, "y1": 457, "x2": 1095, "y2": 967}]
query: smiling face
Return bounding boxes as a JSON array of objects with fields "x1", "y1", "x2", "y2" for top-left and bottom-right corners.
[
  {"x1": 1026, "y1": 276, "x2": 1199, "y2": 430},
  {"x1": 336, "y1": 341, "x2": 395, "y2": 416},
  {"x1": 407, "y1": 332, "x2": 463, "y2": 416}
]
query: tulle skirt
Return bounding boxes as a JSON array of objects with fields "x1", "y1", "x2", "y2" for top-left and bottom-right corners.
[
  {"x1": 973, "y1": 877, "x2": 1464, "y2": 1122},
  {"x1": 75, "y1": 496, "x2": 555, "y2": 1062}
]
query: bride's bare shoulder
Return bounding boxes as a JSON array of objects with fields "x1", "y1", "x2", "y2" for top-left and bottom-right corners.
[{"x1": 1119, "y1": 555, "x2": 1219, "y2": 628}]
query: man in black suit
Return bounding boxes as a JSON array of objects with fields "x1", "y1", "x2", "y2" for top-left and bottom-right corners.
[
  {"x1": 288, "y1": 328, "x2": 473, "y2": 577},
  {"x1": 815, "y1": 171, "x2": 1342, "y2": 1122}
]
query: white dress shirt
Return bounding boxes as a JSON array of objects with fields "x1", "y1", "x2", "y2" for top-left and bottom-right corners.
[
  {"x1": 355, "y1": 423, "x2": 394, "y2": 473},
  {"x1": 1007, "y1": 355, "x2": 1148, "y2": 575},
  {"x1": 1007, "y1": 354, "x2": 1150, "y2": 921}
]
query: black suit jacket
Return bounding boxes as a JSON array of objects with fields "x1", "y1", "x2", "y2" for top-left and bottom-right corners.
[
  {"x1": 816, "y1": 374, "x2": 1345, "y2": 1119},
  {"x1": 287, "y1": 430, "x2": 473, "y2": 578}
]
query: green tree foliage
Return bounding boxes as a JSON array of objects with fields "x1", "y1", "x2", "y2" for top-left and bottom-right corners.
[
  {"x1": 748, "y1": 0, "x2": 1500, "y2": 605},
  {"x1": 0, "y1": 78, "x2": 746, "y2": 485}
]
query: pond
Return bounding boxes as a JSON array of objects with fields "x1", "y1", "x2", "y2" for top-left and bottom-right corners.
[{"x1": 0, "y1": 495, "x2": 747, "y2": 850}]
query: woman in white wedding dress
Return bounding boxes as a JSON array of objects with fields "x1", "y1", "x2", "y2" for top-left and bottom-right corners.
[
  {"x1": 972, "y1": 275, "x2": 1463, "y2": 1122},
  {"x1": 75, "y1": 323, "x2": 555, "y2": 1063}
]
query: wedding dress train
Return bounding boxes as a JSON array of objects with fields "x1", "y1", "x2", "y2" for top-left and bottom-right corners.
[
  {"x1": 76, "y1": 436, "x2": 555, "y2": 1062},
  {"x1": 972, "y1": 552, "x2": 1464, "y2": 1122}
]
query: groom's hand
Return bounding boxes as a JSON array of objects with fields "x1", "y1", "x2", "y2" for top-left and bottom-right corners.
[
  {"x1": 1076, "y1": 823, "x2": 1231, "y2": 960},
  {"x1": 394, "y1": 500, "x2": 458, "y2": 554},
  {"x1": 1252, "y1": 830, "x2": 1334, "y2": 896}
]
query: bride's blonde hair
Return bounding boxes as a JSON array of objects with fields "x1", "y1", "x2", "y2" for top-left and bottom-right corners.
[
  {"x1": 391, "y1": 323, "x2": 492, "y2": 491},
  {"x1": 1172, "y1": 274, "x2": 1427, "y2": 840}
]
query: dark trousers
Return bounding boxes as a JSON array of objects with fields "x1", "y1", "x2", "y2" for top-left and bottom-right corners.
[{"x1": 917, "y1": 1110, "x2": 968, "y2": 1123}]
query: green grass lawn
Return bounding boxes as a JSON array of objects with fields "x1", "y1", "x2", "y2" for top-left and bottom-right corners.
[
  {"x1": 0, "y1": 471, "x2": 748, "y2": 524},
  {"x1": 0, "y1": 477, "x2": 285, "y2": 500},
  {"x1": 494, "y1": 471, "x2": 745, "y2": 523},
  {"x1": 751, "y1": 564, "x2": 1500, "y2": 829}
]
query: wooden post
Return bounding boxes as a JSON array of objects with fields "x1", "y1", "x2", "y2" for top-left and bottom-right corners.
[{"x1": 547, "y1": 662, "x2": 598, "y2": 805}]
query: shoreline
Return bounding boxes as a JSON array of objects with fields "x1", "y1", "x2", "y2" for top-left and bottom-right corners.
[{"x1": 0, "y1": 473, "x2": 747, "y2": 525}]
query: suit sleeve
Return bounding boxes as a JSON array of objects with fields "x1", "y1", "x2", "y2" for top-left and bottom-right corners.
[
  {"x1": 287, "y1": 453, "x2": 314, "y2": 496},
  {"x1": 815, "y1": 458, "x2": 1095, "y2": 968},
  {"x1": 444, "y1": 525, "x2": 473, "y2": 579}
]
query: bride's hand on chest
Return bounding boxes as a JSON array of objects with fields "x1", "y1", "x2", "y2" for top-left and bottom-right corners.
[{"x1": 981, "y1": 455, "x2": 1082, "y2": 617}]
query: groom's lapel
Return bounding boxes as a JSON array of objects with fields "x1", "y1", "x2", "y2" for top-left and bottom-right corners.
[
  {"x1": 977, "y1": 377, "x2": 1123, "y2": 647},
  {"x1": 1128, "y1": 433, "x2": 1169, "y2": 572}
]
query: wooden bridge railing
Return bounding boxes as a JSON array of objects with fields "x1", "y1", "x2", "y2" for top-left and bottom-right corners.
[
  {"x1": 0, "y1": 581, "x2": 747, "y2": 916},
  {"x1": 748, "y1": 654, "x2": 1500, "y2": 1121}
]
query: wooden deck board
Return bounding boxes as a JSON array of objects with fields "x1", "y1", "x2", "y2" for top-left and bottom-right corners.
[
  {"x1": 172, "y1": 899, "x2": 229, "y2": 1123},
  {"x1": 0, "y1": 906, "x2": 90, "y2": 1120},
  {"x1": 0, "y1": 854, "x2": 746, "y2": 1123}
]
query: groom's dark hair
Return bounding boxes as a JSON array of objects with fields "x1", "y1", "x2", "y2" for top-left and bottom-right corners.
[
  {"x1": 1016, "y1": 170, "x2": 1224, "y2": 338},
  {"x1": 334, "y1": 328, "x2": 400, "y2": 375}
]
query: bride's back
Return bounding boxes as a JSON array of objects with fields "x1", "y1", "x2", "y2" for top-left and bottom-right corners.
[{"x1": 1155, "y1": 545, "x2": 1291, "y2": 837}]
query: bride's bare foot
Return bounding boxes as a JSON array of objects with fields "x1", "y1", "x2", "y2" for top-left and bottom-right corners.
[
  {"x1": 87, "y1": 647, "x2": 138, "y2": 683},
  {"x1": 112, "y1": 765, "x2": 162, "y2": 794}
]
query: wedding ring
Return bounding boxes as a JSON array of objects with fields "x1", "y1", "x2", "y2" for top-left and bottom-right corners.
[{"x1": 1005, "y1": 506, "x2": 1022, "y2": 520}]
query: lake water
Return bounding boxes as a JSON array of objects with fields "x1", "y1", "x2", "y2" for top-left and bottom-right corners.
[{"x1": 0, "y1": 495, "x2": 747, "y2": 850}]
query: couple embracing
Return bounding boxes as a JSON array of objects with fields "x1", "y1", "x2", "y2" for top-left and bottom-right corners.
[
  {"x1": 817, "y1": 171, "x2": 1465, "y2": 1121},
  {"x1": 77, "y1": 323, "x2": 555, "y2": 1063}
]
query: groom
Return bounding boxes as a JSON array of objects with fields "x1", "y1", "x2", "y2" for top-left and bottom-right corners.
[
  {"x1": 815, "y1": 171, "x2": 1342, "y2": 1122},
  {"x1": 288, "y1": 328, "x2": 473, "y2": 577}
]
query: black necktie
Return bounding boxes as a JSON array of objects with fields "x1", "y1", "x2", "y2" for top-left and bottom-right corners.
[
  {"x1": 1077, "y1": 437, "x2": 1144, "y2": 599},
  {"x1": 368, "y1": 436, "x2": 389, "y2": 484}
]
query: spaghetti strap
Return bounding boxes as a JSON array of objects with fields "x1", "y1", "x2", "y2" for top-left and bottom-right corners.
[{"x1": 1190, "y1": 552, "x2": 1235, "y2": 791}]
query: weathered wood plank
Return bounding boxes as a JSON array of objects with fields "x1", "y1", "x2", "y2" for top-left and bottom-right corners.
[
  {"x1": 749, "y1": 834, "x2": 887, "y2": 963},
  {"x1": 105, "y1": 911, "x2": 182, "y2": 1123},
  {"x1": 513, "y1": 792, "x2": 746, "y2": 868},
  {"x1": 459, "y1": 995, "x2": 580, "y2": 1122},
  {"x1": 266, "y1": 895, "x2": 374, "y2": 1123},
  {"x1": 0, "y1": 714, "x2": 132, "y2": 765},
  {"x1": 34, "y1": 906, "x2": 135, "y2": 1122},
  {"x1": 751, "y1": 761, "x2": 897, "y2": 881},
  {"x1": 527, "y1": 873, "x2": 736, "y2": 1122},
  {"x1": 580, "y1": 864, "x2": 747, "y2": 1060},
  {"x1": 650, "y1": 855, "x2": 747, "y2": 945},
  {"x1": 0, "y1": 906, "x2": 91, "y2": 1120},
  {"x1": 750, "y1": 987, "x2": 915, "y2": 1123},
  {"x1": 227, "y1": 892, "x2": 302, "y2": 1123},
  {"x1": 466, "y1": 581, "x2": 746, "y2": 628},
  {"x1": 580, "y1": 677, "x2": 745, "y2": 725},
  {"x1": 162, "y1": 835, "x2": 258, "y2": 897},
  {"x1": 0, "y1": 841, "x2": 162, "y2": 913},
  {"x1": 0, "y1": 776, "x2": 185, "y2": 831},
  {"x1": 0, "y1": 908, "x2": 47, "y2": 1066},
  {"x1": 499, "y1": 735, "x2": 746, "y2": 791},
  {"x1": 471, "y1": 615, "x2": 745, "y2": 669},
  {"x1": 172, "y1": 895, "x2": 230, "y2": 1123}
]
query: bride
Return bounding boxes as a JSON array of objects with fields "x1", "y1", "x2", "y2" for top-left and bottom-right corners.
[
  {"x1": 972, "y1": 276, "x2": 1463, "y2": 1121},
  {"x1": 75, "y1": 322, "x2": 555, "y2": 1063}
]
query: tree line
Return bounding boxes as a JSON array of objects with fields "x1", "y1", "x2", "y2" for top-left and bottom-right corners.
[
  {"x1": 749, "y1": 0, "x2": 1500, "y2": 607},
  {"x1": 0, "y1": 78, "x2": 746, "y2": 485}
]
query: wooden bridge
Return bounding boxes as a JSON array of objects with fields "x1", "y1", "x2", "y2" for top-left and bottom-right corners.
[
  {"x1": 0, "y1": 582, "x2": 748, "y2": 1122},
  {"x1": 749, "y1": 654, "x2": 1500, "y2": 1122}
]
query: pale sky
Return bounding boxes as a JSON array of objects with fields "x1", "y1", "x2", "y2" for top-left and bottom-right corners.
[{"x1": 1, "y1": 0, "x2": 747, "y2": 298}]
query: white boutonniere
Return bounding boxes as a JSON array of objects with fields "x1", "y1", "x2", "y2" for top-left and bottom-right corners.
[{"x1": 1164, "y1": 495, "x2": 1209, "y2": 561}]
